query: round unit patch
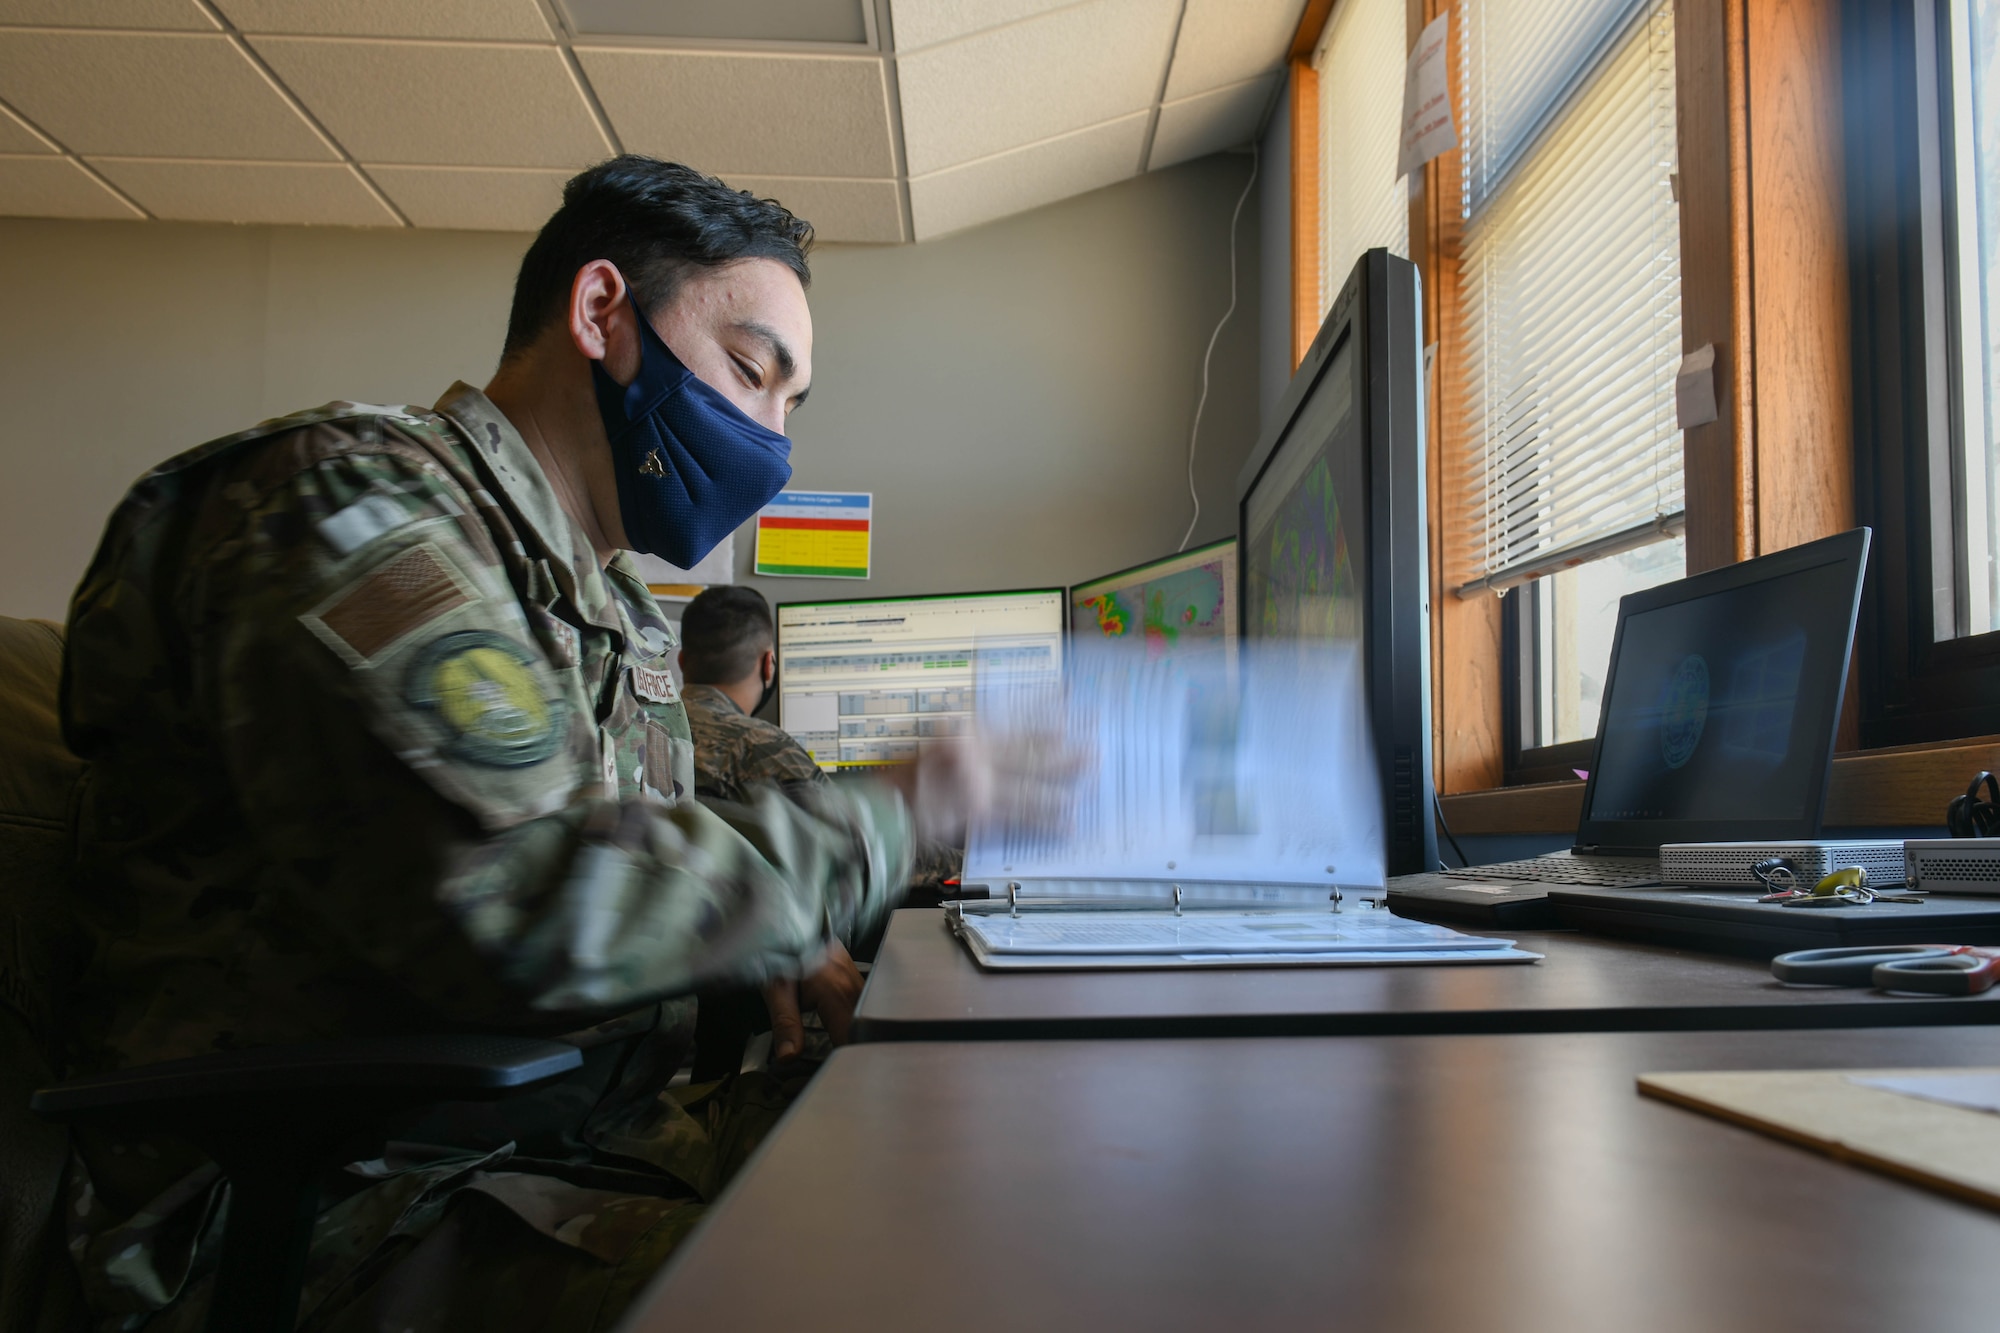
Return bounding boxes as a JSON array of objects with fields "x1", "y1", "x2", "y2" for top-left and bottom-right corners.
[{"x1": 405, "y1": 630, "x2": 566, "y2": 767}]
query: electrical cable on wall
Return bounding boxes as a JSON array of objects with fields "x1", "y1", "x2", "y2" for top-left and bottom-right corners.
[{"x1": 1179, "y1": 141, "x2": 1260, "y2": 553}]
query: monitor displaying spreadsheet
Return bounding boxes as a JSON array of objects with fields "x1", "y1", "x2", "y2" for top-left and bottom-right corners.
[{"x1": 776, "y1": 589, "x2": 1065, "y2": 771}]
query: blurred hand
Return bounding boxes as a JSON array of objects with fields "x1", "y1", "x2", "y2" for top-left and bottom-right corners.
[
  {"x1": 762, "y1": 937, "x2": 863, "y2": 1062},
  {"x1": 879, "y1": 730, "x2": 1088, "y2": 847}
]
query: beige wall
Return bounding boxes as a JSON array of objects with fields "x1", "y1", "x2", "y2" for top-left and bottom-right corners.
[{"x1": 0, "y1": 153, "x2": 1261, "y2": 621}]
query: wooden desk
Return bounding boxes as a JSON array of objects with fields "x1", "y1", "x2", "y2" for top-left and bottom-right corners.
[
  {"x1": 852, "y1": 907, "x2": 2000, "y2": 1040},
  {"x1": 623, "y1": 1027, "x2": 2000, "y2": 1333}
]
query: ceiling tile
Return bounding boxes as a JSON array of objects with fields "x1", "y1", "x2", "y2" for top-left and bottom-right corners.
[
  {"x1": 1149, "y1": 72, "x2": 1279, "y2": 171},
  {"x1": 725, "y1": 174, "x2": 903, "y2": 243},
  {"x1": 577, "y1": 49, "x2": 894, "y2": 178},
  {"x1": 0, "y1": 154, "x2": 142, "y2": 218},
  {"x1": 887, "y1": 0, "x2": 1072, "y2": 53},
  {"x1": 1162, "y1": 0, "x2": 1304, "y2": 101},
  {"x1": 0, "y1": 0, "x2": 215, "y2": 29},
  {"x1": 0, "y1": 31, "x2": 334, "y2": 159},
  {"x1": 252, "y1": 38, "x2": 610, "y2": 168},
  {"x1": 0, "y1": 102, "x2": 55, "y2": 153},
  {"x1": 215, "y1": 0, "x2": 552, "y2": 41},
  {"x1": 907, "y1": 109, "x2": 1145, "y2": 240},
  {"x1": 91, "y1": 157, "x2": 400, "y2": 225},
  {"x1": 896, "y1": 0, "x2": 1178, "y2": 176},
  {"x1": 368, "y1": 164, "x2": 569, "y2": 231}
]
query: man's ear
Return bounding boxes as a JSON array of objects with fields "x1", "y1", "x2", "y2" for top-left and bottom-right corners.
[
  {"x1": 568, "y1": 259, "x2": 633, "y2": 378},
  {"x1": 761, "y1": 647, "x2": 777, "y2": 684},
  {"x1": 676, "y1": 648, "x2": 685, "y2": 673}
]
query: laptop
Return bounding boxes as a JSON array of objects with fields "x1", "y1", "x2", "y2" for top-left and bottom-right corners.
[{"x1": 1387, "y1": 528, "x2": 1872, "y2": 927}]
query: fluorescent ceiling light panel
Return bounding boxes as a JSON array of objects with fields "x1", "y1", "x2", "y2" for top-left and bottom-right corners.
[{"x1": 562, "y1": 0, "x2": 870, "y2": 45}]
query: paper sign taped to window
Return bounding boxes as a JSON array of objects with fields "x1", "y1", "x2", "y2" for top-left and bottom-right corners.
[
  {"x1": 1398, "y1": 13, "x2": 1458, "y2": 178},
  {"x1": 1675, "y1": 343, "x2": 1719, "y2": 429}
]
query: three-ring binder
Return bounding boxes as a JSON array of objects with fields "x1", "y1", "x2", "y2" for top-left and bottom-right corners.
[{"x1": 946, "y1": 880, "x2": 1348, "y2": 932}]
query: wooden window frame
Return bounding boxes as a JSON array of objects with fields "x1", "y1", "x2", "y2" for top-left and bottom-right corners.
[{"x1": 1287, "y1": 0, "x2": 1988, "y2": 834}]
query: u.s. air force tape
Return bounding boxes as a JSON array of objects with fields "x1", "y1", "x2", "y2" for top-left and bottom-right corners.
[{"x1": 405, "y1": 630, "x2": 567, "y2": 767}]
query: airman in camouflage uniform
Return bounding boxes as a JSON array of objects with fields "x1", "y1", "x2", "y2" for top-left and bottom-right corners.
[
  {"x1": 683, "y1": 683, "x2": 828, "y2": 804},
  {"x1": 56, "y1": 158, "x2": 921, "y2": 1330}
]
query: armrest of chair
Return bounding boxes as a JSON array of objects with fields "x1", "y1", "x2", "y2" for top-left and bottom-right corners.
[
  {"x1": 31, "y1": 1033, "x2": 582, "y2": 1120},
  {"x1": 30, "y1": 1035, "x2": 584, "y2": 1333}
]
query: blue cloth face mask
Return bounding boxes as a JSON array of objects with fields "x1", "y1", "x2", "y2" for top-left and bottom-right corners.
[{"x1": 590, "y1": 293, "x2": 793, "y2": 567}]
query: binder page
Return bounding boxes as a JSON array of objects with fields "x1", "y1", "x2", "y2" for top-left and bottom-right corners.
[
  {"x1": 965, "y1": 643, "x2": 1384, "y2": 892},
  {"x1": 958, "y1": 909, "x2": 1501, "y2": 957},
  {"x1": 961, "y1": 945, "x2": 1545, "y2": 971}
]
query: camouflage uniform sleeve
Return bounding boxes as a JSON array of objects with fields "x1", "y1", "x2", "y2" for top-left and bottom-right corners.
[{"x1": 197, "y1": 426, "x2": 910, "y2": 1024}]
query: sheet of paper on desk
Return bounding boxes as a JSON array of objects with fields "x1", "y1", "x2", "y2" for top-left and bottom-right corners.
[
  {"x1": 959, "y1": 909, "x2": 1506, "y2": 956},
  {"x1": 965, "y1": 643, "x2": 1383, "y2": 895},
  {"x1": 1851, "y1": 1071, "x2": 2000, "y2": 1116}
]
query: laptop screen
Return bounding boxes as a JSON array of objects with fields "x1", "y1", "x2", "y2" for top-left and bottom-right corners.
[{"x1": 1574, "y1": 530, "x2": 1869, "y2": 851}]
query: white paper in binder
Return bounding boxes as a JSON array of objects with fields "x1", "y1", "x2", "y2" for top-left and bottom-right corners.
[{"x1": 949, "y1": 642, "x2": 1540, "y2": 970}]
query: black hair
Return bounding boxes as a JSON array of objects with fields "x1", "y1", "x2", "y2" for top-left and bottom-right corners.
[
  {"x1": 502, "y1": 156, "x2": 813, "y2": 360},
  {"x1": 679, "y1": 585, "x2": 776, "y2": 685}
]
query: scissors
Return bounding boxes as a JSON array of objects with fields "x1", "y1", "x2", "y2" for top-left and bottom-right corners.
[{"x1": 1770, "y1": 945, "x2": 2000, "y2": 995}]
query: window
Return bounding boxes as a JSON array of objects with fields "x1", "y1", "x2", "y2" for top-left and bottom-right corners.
[
  {"x1": 1847, "y1": 0, "x2": 2000, "y2": 745},
  {"x1": 1943, "y1": 0, "x2": 2000, "y2": 636},
  {"x1": 1449, "y1": 0, "x2": 1685, "y2": 752},
  {"x1": 1314, "y1": 0, "x2": 1409, "y2": 313}
]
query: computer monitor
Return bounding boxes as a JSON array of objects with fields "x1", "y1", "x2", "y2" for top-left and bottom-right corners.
[
  {"x1": 1577, "y1": 528, "x2": 1870, "y2": 847},
  {"x1": 1068, "y1": 538, "x2": 1238, "y2": 658},
  {"x1": 1236, "y1": 247, "x2": 1436, "y2": 877},
  {"x1": 776, "y1": 588, "x2": 1066, "y2": 772}
]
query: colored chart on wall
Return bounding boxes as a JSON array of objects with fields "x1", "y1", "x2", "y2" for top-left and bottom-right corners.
[
  {"x1": 1068, "y1": 538, "x2": 1238, "y2": 658},
  {"x1": 755, "y1": 491, "x2": 872, "y2": 578}
]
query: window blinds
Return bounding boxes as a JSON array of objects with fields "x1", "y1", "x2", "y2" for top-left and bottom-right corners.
[
  {"x1": 1315, "y1": 0, "x2": 1409, "y2": 318},
  {"x1": 1454, "y1": 0, "x2": 1683, "y2": 595},
  {"x1": 1459, "y1": 0, "x2": 1654, "y2": 213}
]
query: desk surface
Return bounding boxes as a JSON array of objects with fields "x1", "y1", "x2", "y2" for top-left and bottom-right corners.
[
  {"x1": 623, "y1": 1027, "x2": 2000, "y2": 1333},
  {"x1": 852, "y1": 907, "x2": 2000, "y2": 1040}
]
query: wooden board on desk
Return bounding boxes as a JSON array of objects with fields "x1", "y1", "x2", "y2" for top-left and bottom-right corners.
[{"x1": 1640, "y1": 1066, "x2": 2000, "y2": 1213}]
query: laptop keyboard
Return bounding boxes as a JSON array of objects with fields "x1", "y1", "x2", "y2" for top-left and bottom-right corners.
[{"x1": 1442, "y1": 856, "x2": 1662, "y2": 889}]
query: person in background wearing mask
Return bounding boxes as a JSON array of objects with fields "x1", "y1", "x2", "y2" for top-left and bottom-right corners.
[
  {"x1": 58, "y1": 155, "x2": 976, "y2": 1331},
  {"x1": 677, "y1": 584, "x2": 821, "y2": 808}
]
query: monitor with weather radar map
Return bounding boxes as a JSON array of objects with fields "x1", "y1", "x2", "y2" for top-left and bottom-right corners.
[
  {"x1": 1236, "y1": 248, "x2": 1436, "y2": 876},
  {"x1": 1068, "y1": 539, "x2": 1238, "y2": 661}
]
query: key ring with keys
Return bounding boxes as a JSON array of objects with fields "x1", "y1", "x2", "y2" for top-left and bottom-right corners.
[{"x1": 1753, "y1": 863, "x2": 1928, "y2": 907}]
